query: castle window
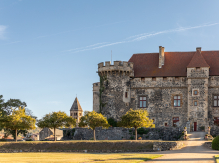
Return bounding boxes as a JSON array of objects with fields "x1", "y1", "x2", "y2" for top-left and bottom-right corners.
[
  {"x1": 164, "y1": 123, "x2": 168, "y2": 127},
  {"x1": 213, "y1": 95, "x2": 219, "y2": 107},
  {"x1": 194, "y1": 90, "x2": 198, "y2": 95},
  {"x1": 125, "y1": 92, "x2": 128, "y2": 98},
  {"x1": 214, "y1": 117, "x2": 219, "y2": 126},
  {"x1": 152, "y1": 77, "x2": 156, "y2": 81},
  {"x1": 163, "y1": 77, "x2": 167, "y2": 81},
  {"x1": 194, "y1": 100, "x2": 198, "y2": 106},
  {"x1": 139, "y1": 96, "x2": 147, "y2": 108},
  {"x1": 173, "y1": 95, "x2": 181, "y2": 107}
]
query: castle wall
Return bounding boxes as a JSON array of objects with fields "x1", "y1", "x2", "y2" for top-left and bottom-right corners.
[
  {"x1": 208, "y1": 76, "x2": 219, "y2": 127},
  {"x1": 93, "y1": 82, "x2": 100, "y2": 112},
  {"x1": 130, "y1": 77, "x2": 188, "y2": 128},
  {"x1": 94, "y1": 60, "x2": 219, "y2": 130}
]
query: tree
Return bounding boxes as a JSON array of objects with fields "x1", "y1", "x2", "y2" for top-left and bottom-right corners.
[
  {"x1": 107, "y1": 117, "x2": 117, "y2": 127},
  {"x1": 79, "y1": 111, "x2": 109, "y2": 141},
  {"x1": 0, "y1": 106, "x2": 36, "y2": 142},
  {"x1": 37, "y1": 111, "x2": 76, "y2": 141},
  {"x1": 120, "y1": 109, "x2": 155, "y2": 140}
]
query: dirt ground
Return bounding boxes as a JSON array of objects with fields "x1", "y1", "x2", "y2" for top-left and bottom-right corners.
[{"x1": 145, "y1": 132, "x2": 219, "y2": 163}]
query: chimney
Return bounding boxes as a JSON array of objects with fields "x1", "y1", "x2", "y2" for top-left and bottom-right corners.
[
  {"x1": 159, "y1": 46, "x2": 165, "y2": 68},
  {"x1": 196, "y1": 47, "x2": 201, "y2": 53}
]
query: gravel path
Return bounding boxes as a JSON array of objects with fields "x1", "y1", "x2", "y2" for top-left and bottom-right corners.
[{"x1": 145, "y1": 132, "x2": 219, "y2": 163}]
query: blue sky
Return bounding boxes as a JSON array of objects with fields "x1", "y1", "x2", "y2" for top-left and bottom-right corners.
[{"x1": 1, "y1": 0, "x2": 219, "y2": 119}]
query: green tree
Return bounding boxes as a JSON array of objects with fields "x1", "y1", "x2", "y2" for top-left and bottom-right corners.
[
  {"x1": 37, "y1": 111, "x2": 76, "y2": 141},
  {"x1": 0, "y1": 106, "x2": 36, "y2": 142},
  {"x1": 120, "y1": 109, "x2": 155, "y2": 140},
  {"x1": 79, "y1": 111, "x2": 109, "y2": 141},
  {"x1": 107, "y1": 117, "x2": 117, "y2": 127}
]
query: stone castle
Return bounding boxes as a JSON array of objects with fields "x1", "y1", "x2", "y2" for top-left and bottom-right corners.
[{"x1": 93, "y1": 46, "x2": 219, "y2": 132}]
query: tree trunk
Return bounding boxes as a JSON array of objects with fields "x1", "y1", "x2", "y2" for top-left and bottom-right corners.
[
  {"x1": 15, "y1": 129, "x2": 17, "y2": 142},
  {"x1": 54, "y1": 128, "x2": 56, "y2": 141},
  {"x1": 135, "y1": 127, "x2": 137, "y2": 140},
  {"x1": 93, "y1": 129, "x2": 96, "y2": 141}
]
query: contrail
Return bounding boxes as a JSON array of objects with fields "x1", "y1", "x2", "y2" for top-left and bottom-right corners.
[{"x1": 67, "y1": 22, "x2": 219, "y2": 54}]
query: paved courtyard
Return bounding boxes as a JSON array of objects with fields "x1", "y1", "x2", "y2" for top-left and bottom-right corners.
[{"x1": 145, "y1": 132, "x2": 219, "y2": 163}]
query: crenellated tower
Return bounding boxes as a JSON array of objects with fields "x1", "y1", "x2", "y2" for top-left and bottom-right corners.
[{"x1": 93, "y1": 61, "x2": 134, "y2": 120}]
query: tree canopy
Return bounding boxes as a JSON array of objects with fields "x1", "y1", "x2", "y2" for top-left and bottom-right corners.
[
  {"x1": 120, "y1": 109, "x2": 155, "y2": 140},
  {"x1": 37, "y1": 111, "x2": 76, "y2": 141},
  {"x1": 79, "y1": 111, "x2": 109, "y2": 140},
  {"x1": 0, "y1": 106, "x2": 36, "y2": 142}
]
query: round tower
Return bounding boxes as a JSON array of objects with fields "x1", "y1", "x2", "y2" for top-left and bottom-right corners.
[{"x1": 97, "y1": 61, "x2": 134, "y2": 120}]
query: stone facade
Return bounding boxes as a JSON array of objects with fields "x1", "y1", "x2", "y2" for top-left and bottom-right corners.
[{"x1": 93, "y1": 47, "x2": 219, "y2": 132}]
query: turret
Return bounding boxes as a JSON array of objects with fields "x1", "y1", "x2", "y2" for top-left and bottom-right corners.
[{"x1": 98, "y1": 61, "x2": 134, "y2": 77}]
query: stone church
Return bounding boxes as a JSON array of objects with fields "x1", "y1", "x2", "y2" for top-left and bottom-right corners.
[{"x1": 93, "y1": 46, "x2": 219, "y2": 132}]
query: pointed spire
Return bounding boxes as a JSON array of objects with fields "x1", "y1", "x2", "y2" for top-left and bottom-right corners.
[
  {"x1": 187, "y1": 47, "x2": 210, "y2": 68},
  {"x1": 70, "y1": 97, "x2": 83, "y2": 111}
]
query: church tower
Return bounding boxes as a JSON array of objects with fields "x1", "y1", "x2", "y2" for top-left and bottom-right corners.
[{"x1": 70, "y1": 97, "x2": 83, "y2": 123}]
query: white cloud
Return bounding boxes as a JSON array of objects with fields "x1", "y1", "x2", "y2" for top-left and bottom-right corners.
[{"x1": 0, "y1": 25, "x2": 7, "y2": 40}]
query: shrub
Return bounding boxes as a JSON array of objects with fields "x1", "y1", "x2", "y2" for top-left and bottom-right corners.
[
  {"x1": 107, "y1": 117, "x2": 117, "y2": 127},
  {"x1": 212, "y1": 135, "x2": 219, "y2": 150},
  {"x1": 130, "y1": 136, "x2": 134, "y2": 140}
]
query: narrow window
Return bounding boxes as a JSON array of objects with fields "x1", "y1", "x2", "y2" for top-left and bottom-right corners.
[
  {"x1": 174, "y1": 95, "x2": 181, "y2": 107},
  {"x1": 193, "y1": 90, "x2": 198, "y2": 95},
  {"x1": 76, "y1": 113, "x2": 77, "y2": 116},
  {"x1": 79, "y1": 113, "x2": 81, "y2": 116},
  {"x1": 194, "y1": 101, "x2": 198, "y2": 106},
  {"x1": 125, "y1": 92, "x2": 128, "y2": 98},
  {"x1": 139, "y1": 96, "x2": 147, "y2": 108},
  {"x1": 214, "y1": 95, "x2": 219, "y2": 107},
  {"x1": 163, "y1": 77, "x2": 167, "y2": 81},
  {"x1": 152, "y1": 77, "x2": 156, "y2": 81},
  {"x1": 165, "y1": 123, "x2": 168, "y2": 127}
]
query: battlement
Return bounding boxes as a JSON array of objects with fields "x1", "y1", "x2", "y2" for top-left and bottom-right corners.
[{"x1": 98, "y1": 61, "x2": 134, "y2": 77}]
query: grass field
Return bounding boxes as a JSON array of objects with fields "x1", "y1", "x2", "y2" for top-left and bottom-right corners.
[{"x1": 0, "y1": 153, "x2": 162, "y2": 163}]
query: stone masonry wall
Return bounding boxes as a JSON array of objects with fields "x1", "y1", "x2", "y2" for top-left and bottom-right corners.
[{"x1": 72, "y1": 127, "x2": 183, "y2": 141}]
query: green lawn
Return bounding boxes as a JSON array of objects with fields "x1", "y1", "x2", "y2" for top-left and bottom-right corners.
[{"x1": 0, "y1": 153, "x2": 162, "y2": 163}]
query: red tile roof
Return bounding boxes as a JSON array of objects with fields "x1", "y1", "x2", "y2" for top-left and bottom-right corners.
[
  {"x1": 128, "y1": 50, "x2": 219, "y2": 77},
  {"x1": 187, "y1": 50, "x2": 210, "y2": 68}
]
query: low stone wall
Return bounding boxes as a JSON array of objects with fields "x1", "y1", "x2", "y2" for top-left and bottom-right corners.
[
  {"x1": 0, "y1": 141, "x2": 183, "y2": 153},
  {"x1": 210, "y1": 126, "x2": 219, "y2": 137},
  {"x1": 69, "y1": 127, "x2": 183, "y2": 141},
  {"x1": 204, "y1": 142, "x2": 212, "y2": 149},
  {"x1": 153, "y1": 141, "x2": 184, "y2": 151}
]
